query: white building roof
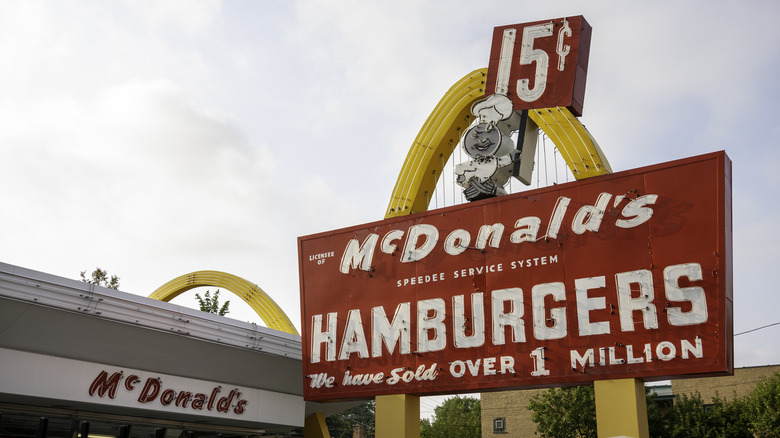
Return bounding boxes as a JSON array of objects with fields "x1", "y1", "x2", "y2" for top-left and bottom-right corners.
[{"x1": 0, "y1": 262, "x2": 354, "y2": 435}]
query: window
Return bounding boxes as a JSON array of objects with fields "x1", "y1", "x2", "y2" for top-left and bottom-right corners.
[{"x1": 493, "y1": 417, "x2": 506, "y2": 434}]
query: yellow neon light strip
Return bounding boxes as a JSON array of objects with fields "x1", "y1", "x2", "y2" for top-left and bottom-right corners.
[
  {"x1": 386, "y1": 69, "x2": 487, "y2": 218},
  {"x1": 529, "y1": 106, "x2": 612, "y2": 179},
  {"x1": 149, "y1": 270, "x2": 298, "y2": 335}
]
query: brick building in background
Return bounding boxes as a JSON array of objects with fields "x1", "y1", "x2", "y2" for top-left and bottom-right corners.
[{"x1": 481, "y1": 365, "x2": 780, "y2": 437}]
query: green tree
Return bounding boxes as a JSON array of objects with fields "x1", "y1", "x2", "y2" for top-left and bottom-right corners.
[
  {"x1": 326, "y1": 401, "x2": 374, "y2": 438},
  {"x1": 80, "y1": 268, "x2": 120, "y2": 290},
  {"x1": 528, "y1": 382, "x2": 774, "y2": 438},
  {"x1": 420, "y1": 417, "x2": 434, "y2": 437},
  {"x1": 748, "y1": 372, "x2": 780, "y2": 438},
  {"x1": 528, "y1": 386, "x2": 597, "y2": 438},
  {"x1": 645, "y1": 390, "x2": 675, "y2": 438},
  {"x1": 420, "y1": 396, "x2": 480, "y2": 438},
  {"x1": 527, "y1": 385, "x2": 667, "y2": 438},
  {"x1": 661, "y1": 393, "x2": 709, "y2": 438},
  {"x1": 658, "y1": 392, "x2": 753, "y2": 438},
  {"x1": 194, "y1": 289, "x2": 230, "y2": 316},
  {"x1": 706, "y1": 394, "x2": 753, "y2": 438}
]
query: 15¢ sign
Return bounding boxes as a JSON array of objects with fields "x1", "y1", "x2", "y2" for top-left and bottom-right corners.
[{"x1": 485, "y1": 16, "x2": 592, "y2": 116}]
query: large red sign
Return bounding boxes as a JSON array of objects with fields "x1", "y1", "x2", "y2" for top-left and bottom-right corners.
[
  {"x1": 298, "y1": 152, "x2": 732, "y2": 401},
  {"x1": 485, "y1": 16, "x2": 592, "y2": 116}
]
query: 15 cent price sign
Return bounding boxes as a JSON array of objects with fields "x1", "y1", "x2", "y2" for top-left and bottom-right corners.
[
  {"x1": 298, "y1": 152, "x2": 732, "y2": 401},
  {"x1": 485, "y1": 16, "x2": 592, "y2": 116}
]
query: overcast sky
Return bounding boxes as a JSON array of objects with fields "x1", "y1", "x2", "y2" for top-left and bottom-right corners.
[{"x1": 2, "y1": 0, "x2": 779, "y2": 415}]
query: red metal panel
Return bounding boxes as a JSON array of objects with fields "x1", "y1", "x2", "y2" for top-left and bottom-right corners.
[
  {"x1": 298, "y1": 152, "x2": 733, "y2": 401},
  {"x1": 485, "y1": 16, "x2": 591, "y2": 116}
]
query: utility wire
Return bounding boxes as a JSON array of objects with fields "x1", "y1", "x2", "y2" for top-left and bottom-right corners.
[{"x1": 734, "y1": 321, "x2": 780, "y2": 336}]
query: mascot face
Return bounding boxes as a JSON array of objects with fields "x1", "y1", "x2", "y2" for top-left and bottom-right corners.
[
  {"x1": 455, "y1": 93, "x2": 525, "y2": 201},
  {"x1": 463, "y1": 122, "x2": 502, "y2": 157}
]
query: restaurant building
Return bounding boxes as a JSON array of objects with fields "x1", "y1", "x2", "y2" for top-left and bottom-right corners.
[{"x1": 0, "y1": 262, "x2": 349, "y2": 437}]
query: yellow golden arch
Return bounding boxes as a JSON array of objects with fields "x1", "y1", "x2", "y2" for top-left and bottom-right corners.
[
  {"x1": 386, "y1": 68, "x2": 611, "y2": 219},
  {"x1": 148, "y1": 270, "x2": 298, "y2": 335}
]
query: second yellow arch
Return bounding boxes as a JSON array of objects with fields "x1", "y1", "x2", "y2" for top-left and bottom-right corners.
[{"x1": 149, "y1": 270, "x2": 298, "y2": 335}]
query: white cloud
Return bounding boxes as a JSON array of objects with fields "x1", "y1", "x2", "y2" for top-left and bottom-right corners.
[
  {"x1": 0, "y1": 75, "x2": 279, "y2": 298},
  {"x1": 119, "y1": 0, "x2": 224, "y2": 35},
  {"x1": 1, "y1": 0, "x2": 780, "y2": 368}
]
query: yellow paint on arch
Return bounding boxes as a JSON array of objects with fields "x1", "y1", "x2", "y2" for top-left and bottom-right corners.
[
  {"x1": 149, "y1": 270, "x2": 298, "y2": 335},
  {"x1": 385, "y1": 69, "x2": 612, "y2": 219},
  {"x1": 529, "y1": 106, "x2": 612, "y2": 179},
  {"x1": 386, "y1": 69, "x2": 488, "y2": 218}
]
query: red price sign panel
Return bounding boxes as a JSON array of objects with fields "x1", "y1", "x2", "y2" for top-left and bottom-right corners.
[
  {"x1": 299, "y1": 152, "x2": 732, "y2": 401},
  {"x1": 485, "y1": 16, "x2": 592, "y2": 116}
]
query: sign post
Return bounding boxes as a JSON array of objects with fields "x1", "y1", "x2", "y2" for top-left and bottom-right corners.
[
  {"x1": 375, "y1": 394, "x2": 420, "y2": 438},
  {"x1": 595, "y1": 378, "x2": 650, "y2": 438}
]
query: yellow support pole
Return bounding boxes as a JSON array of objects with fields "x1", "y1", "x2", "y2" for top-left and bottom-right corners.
[
  {"x1": 375, "y1": 394, "x2": 420, "y2": 438},
  {"x1": 594, "y1": 378, "x2": 649, "y2": 438},
  {"x1": 303, "y1": 412, "x2": 331, "y2": 438}
]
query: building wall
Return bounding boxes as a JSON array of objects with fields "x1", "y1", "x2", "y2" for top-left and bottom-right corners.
[
  {"x1": 481, "y1": 365, "x2": 780, "y2": 437},
  {"x1": 480, "y1": 388, "x2": 547, "y2": 437},
  {"x1": 671, "y1": 365, "x2": 780, "y2": 402}
]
